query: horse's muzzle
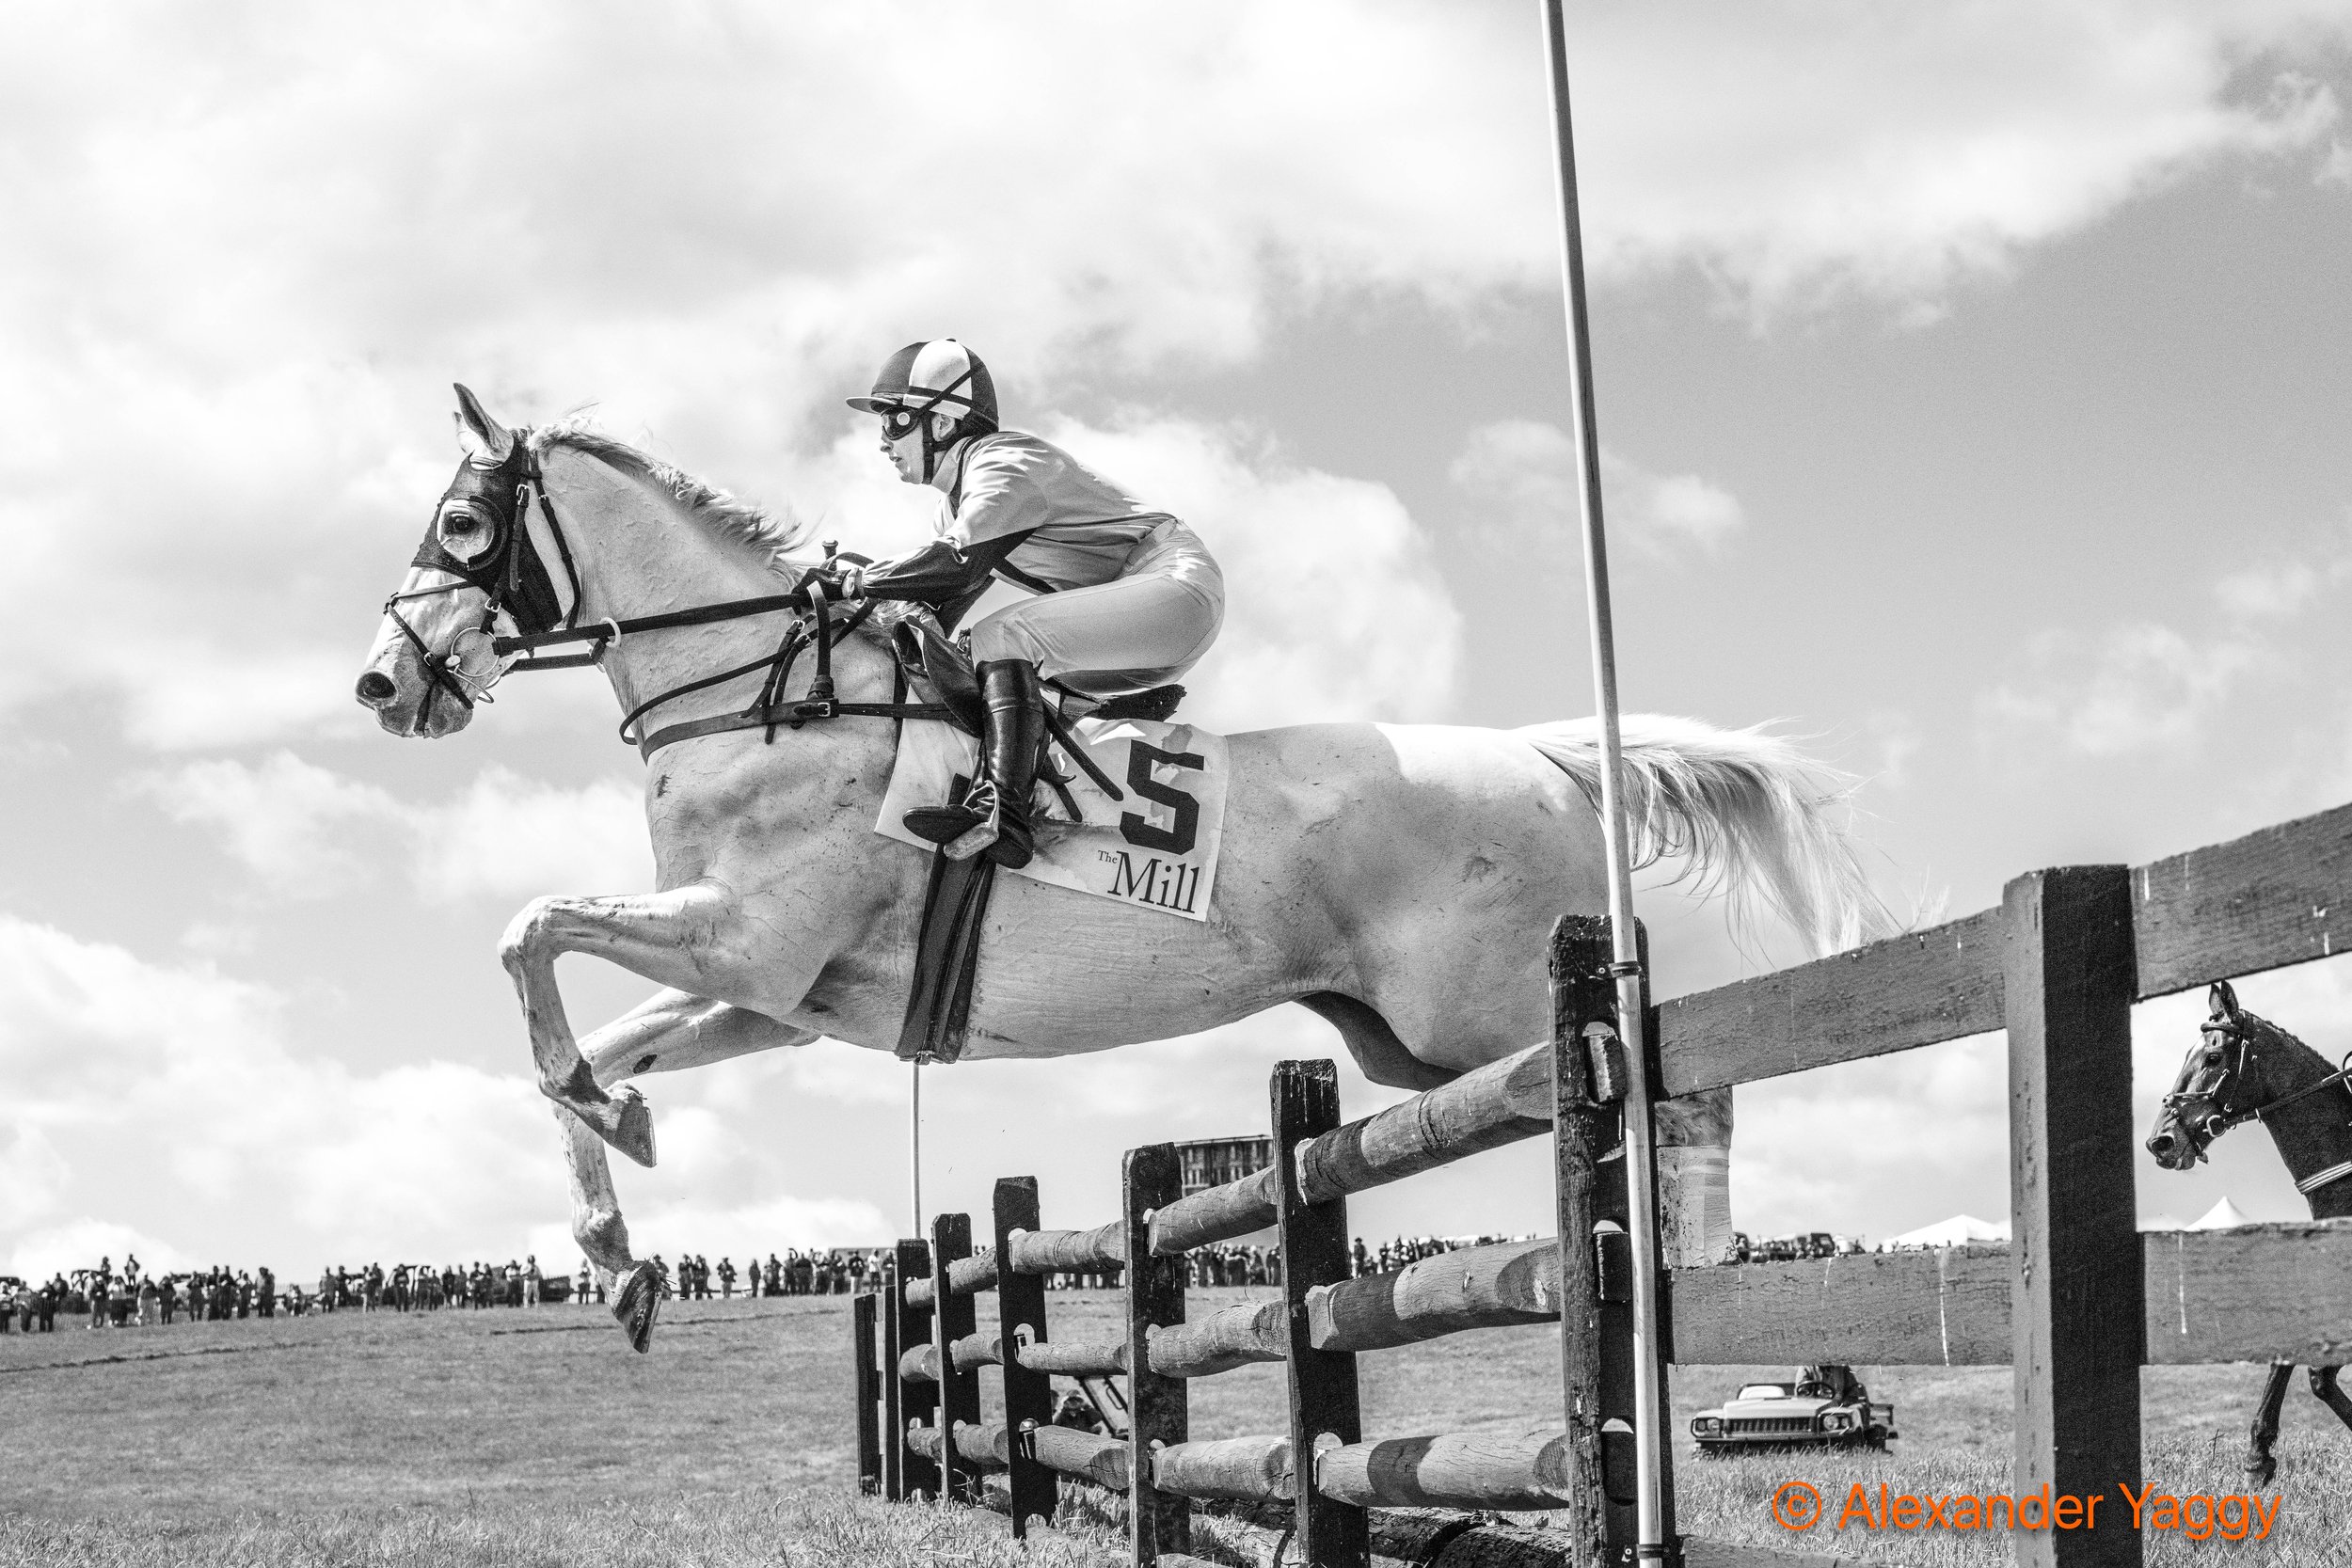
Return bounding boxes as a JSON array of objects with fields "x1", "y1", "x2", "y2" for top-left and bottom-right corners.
[{"x1": 356, "y1": 670, "x2": 397, "y2": 706}]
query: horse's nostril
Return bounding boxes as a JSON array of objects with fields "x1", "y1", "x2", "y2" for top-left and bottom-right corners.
[
  {"x1": 356, "y1": 671, "x2": 397, "y2": 706},
  {"x1": 2148, "y1": 1132, "x2": 2175, "y2": 1159}
]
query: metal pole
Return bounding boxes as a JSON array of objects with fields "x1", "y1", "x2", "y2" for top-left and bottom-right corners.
[
  {"x1": 1539, "y1": 3, "x2": 1670, "y2": 1560},
  {"x1": 910, "y1": 1059, "x2": 924, "y2": 1239}
]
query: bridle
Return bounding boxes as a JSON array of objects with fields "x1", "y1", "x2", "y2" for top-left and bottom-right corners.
[
  {"x1": 382, "y1": 433, "x2": 587, "y2": 732},
  {"x1": 384, "y1": 430, "x2": 953, "y2": 752},
  {"x1": 2162, "y1": 1007, "x2": 2352, "y2": 1195}
]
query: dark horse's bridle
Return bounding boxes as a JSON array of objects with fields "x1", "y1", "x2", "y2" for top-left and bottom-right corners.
[
  {"x1": 383, "y1": 430, "x2": 953, "y2": 751},
  {"x1": 2162, "y1": 994, "x2": 2352, "y2": 1196}
]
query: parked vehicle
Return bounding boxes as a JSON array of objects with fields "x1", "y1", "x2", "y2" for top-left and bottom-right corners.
[{"x1": 1690, "y1": 1365, "x2": 1895, "y2": 1453}]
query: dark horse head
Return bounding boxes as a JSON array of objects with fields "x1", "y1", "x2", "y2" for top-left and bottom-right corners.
[{"x1": 2147, "y1": 980, "x2": 2344, "y2": 1171}]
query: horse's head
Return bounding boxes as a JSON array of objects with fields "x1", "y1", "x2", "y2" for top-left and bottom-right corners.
[
  {"x1": 2148, "y1": 980, "x2": 2277, "y2": 1169},
  {"x1": 357, "y1": 386, "x2": 576, "y2": 737}
]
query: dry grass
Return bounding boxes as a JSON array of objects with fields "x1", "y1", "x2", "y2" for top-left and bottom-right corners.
[{"x1": 4, "y1": 1290, "x2": 2344, "y2": 1564}]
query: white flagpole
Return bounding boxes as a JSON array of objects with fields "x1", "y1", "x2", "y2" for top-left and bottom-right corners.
[
  {"x1": 910, "y1": 1059, "x2": 924, "y2": 1240},
  {"x1": 1540, "y1": 2, "x2": 1671, "y2": 1560}
]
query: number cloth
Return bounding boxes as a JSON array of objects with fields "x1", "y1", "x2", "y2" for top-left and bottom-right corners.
[{"x1": 876, "y1": 716, "x2": 1232, "y2": 922}]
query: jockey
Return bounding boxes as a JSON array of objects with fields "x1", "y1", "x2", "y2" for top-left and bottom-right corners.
[{"x1": 813, "y1": 340, "x2": 1224, "y2": 869}]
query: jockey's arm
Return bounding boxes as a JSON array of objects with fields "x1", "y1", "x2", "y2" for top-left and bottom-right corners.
[{"x1": 813, "y1": 531, "x2": 1035, "y2": 608}]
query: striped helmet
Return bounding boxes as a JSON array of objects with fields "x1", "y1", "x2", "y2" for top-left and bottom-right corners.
[{"x1": 847, "y1": 339, "x2": 998, "y2": 432}]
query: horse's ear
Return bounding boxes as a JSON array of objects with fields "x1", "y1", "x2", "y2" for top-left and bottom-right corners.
[
  {"x1": 453, "y1": 384, "x2": 515, "y2": 465},
  {"x1": 2210, "y1": 979, "x2": 2239, "y2": 1020}
]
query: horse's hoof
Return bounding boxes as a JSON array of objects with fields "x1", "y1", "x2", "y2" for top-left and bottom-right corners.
[
  {"x1": 609, "y1": 1085, "x2": 657, "y2": 1168},
  {"x1": 612, "y1": 1261, "x2": 669, "y2": 1354},
  {"x1": 2245, "y1": 1452, "x2": 2277, "y2": 1487}
]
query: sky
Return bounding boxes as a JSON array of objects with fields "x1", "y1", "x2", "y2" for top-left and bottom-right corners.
[{"x1": 6, "y1": 1, "x2": 2352, "y2": 1283}]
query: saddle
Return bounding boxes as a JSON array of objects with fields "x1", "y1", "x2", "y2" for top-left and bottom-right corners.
[{"x1": 884, "y1": 611, "x2": 1185, "y2": 1066}]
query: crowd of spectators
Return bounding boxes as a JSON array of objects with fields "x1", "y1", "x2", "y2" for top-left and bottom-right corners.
[
  {"x1": 2, "y1": 1236, "x2": 1536, "y2": 1335},
  {"x1": 0, "y1": 1247, "x2": 892, "y2": 1332}
]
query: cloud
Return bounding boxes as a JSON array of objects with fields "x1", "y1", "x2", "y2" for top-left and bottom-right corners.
[
  {"x1": 1980, "y1": 623, "x2": 2265, "y2": 757},
  {"x1": 137, "y1": 753, "x2": 651, "y2": 903},
  {"x1": 1979, "y1": 540, "x2": 2352, "y2": 759},
  {"x1": 2320, "y1": 138, "x2": 2352, "y2": 187},
  {"x1": 0, "y1": 914, "x2": 901, "y2": 1278},
  {"x1": 1450, "y1": 419, "x2": 1747, "y2": 559},
  {"x1": 3, "y1": 3, "x2": 2344, "y2": 749},
  {"x1": 135, "y1": 752, "x2": 401, "y2": 898}
]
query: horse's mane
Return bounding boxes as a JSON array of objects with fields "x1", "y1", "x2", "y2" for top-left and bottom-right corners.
[{"x1": 532, "y1": 417, "x2": 814, "y2": 575}]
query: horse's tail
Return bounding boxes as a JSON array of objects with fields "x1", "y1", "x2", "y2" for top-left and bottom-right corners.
[{"x1": 1517, "y1": 715, "x2": 1896, "y2": 958}]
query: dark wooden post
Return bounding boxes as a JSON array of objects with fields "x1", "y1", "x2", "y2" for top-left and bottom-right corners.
[
  {"x1": 1125, "y1": 1143, "x2": 1190, "y2": 1563},
  {"x1": 994, "y1": 1177, "x2": 1057, "y2": 1536},
  {"x1": 1550, "y1": 914, "x2": 1613, "y2": 1568},
  {"x1": 882, "y1": 1270, "x2": 905, "y2": 1499},
  {"x1": 1585, "y1": 920, "x2": 1672, "y2": 1559},
  {"x1": 894, "y1": 1238, "x2": 939, "y2": 1500},
  {"x1": 2007, "y1": 867, "x2": 2143, "y2": 1568},
  {"x1": 852, "y1": 1291, "x2": 882, "y2": 1495},
  {"x1": 931, "y1": 1212, "x2": 982, "y2": 1505},
  {"x1": 1274, "y1": 1060, "x2": 1366, "y2": 1568}
]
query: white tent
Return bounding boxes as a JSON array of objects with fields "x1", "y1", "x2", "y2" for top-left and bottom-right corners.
[
  {"x1": 2192, "y1": 1196, "x2": 2254, "y2": 1229},
  {"x1": 1885, "y1": 1213, "x2": 2010, "y2": 1248},
  {"x1": 2137, "y1": 1212, "x2": 2191, "y2": 1232}
]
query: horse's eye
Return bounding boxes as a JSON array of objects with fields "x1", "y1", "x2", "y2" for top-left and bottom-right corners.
[{"x1": 2203, "y1": 1049, "x2": 2223, "y2": 1066}]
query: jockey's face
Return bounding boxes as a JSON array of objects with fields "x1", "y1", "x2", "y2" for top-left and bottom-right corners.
[{"x1": 878, "y1": 406, "x2": 962, "y2": 485}]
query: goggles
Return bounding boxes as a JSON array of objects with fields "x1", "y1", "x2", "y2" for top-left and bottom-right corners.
[{"x1": 878, "y1": 404, "x2": 926, "y2": 440}]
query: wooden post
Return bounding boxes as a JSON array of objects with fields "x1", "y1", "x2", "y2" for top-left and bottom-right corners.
[
  {"x1": 2006, "y1": 867, "x2": 2143, "y2": 1568},
  {"x1": 894, "y1": 1238, "x2": 940, "y2": 1500},
  {"x1": 853, "y1": 1291, "x2": 882, "y2": 1496},
  {"x1": 994, "y1": 1177, "x2": 1057, "y2": 1537},
  {"x1": 1550, "y1": 914, "x2": 1613, "y2": 1567},
  {"x1": 882, "y1": 1271, "x2": 905, "y2": 1500},
  {"x1": 1274, "y1": 1060, "x2": 1367, "y2": 1568},
  {"x1": 1585, "y1": 924, "x2": 1674, "y2": 1558},
  {"x1": 1126, "y1": 1143, "x2": 1191, "y2": 1563},
  {"x1": 931, "y1": 1212, "x2": 982, "y2": 1505}
]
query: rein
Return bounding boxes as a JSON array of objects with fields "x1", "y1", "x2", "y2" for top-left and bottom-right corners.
[{"x1": 392, "y1": 432, "x2": 948, "y2": 755}]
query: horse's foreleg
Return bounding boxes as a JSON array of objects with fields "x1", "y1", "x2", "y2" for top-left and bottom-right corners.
[
  {"x1": 2246, "y1": 1362, "x2": 2294, "y2": 1485},
  {"x1": 498, "y1": 881, "x2": 771, "y2": 1167},
  {"x1": 2310, "y1": 1365, "x2": 2352, "y2": 1433},
  {"x1": 552, "y1": 992, "x2": 819, "y2": 1353}
]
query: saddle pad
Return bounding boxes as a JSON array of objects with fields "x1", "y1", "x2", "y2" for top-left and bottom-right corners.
[{"x1": 875, "y1": 717, "x2": 1231, "y2": 922}]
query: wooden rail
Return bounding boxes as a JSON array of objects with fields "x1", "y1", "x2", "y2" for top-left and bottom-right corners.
[{"x1": 1659, "y1": 802, "x2": 2352, "y2": 1098}]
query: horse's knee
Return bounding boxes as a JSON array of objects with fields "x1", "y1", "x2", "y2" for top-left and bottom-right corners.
[
  {"x1": 2311, "y1": 1366, "x2": 2341, "y2": 1397},
  {"x1": 498, "y1": 896, "x2": 564, "y2": 974}
]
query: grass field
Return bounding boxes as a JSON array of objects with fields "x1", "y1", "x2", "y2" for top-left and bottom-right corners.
[{"x1": 3, "y1": 1290, "x2": 2344, "y2": 1565}]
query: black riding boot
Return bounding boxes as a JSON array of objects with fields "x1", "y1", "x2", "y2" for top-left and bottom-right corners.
[{"x1": 902, "y1": 657, "x2": 1043, "y2": 869}]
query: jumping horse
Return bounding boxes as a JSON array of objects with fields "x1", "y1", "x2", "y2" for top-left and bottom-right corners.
[
  {"x1": 2146, "y1": 979, "x2": 2352, "y2": 1482},
  {"x1": 357, "y1": 387, "x2": 1891, "y2": 1351}
]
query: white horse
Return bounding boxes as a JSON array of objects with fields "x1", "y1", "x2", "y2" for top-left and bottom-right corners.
[{"x1": 358, "y1": 388, "x2": 1887, "y2": 1349}]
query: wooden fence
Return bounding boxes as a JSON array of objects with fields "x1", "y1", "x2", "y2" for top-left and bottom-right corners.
[{"x1": 850, "y1": 800, "x2": 2352, "y2": 1567}]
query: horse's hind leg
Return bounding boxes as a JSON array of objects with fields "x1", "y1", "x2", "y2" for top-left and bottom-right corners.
[
  {"x1": 2247, "y1": 1362, "x2": 2295, "y2": 1485},
  {"x1": 2310, "y1": 1365, "x2": 2352, "y2": 1433}
]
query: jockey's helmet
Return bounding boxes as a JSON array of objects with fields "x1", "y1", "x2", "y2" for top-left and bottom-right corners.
[{"x1": 849, "y1": 340, "x2": 998, "y2": 481}]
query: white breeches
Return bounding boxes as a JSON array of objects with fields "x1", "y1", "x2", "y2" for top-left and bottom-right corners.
[{"x1": 969, "y1": 521, "x2": 1224, "y2": 694}]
